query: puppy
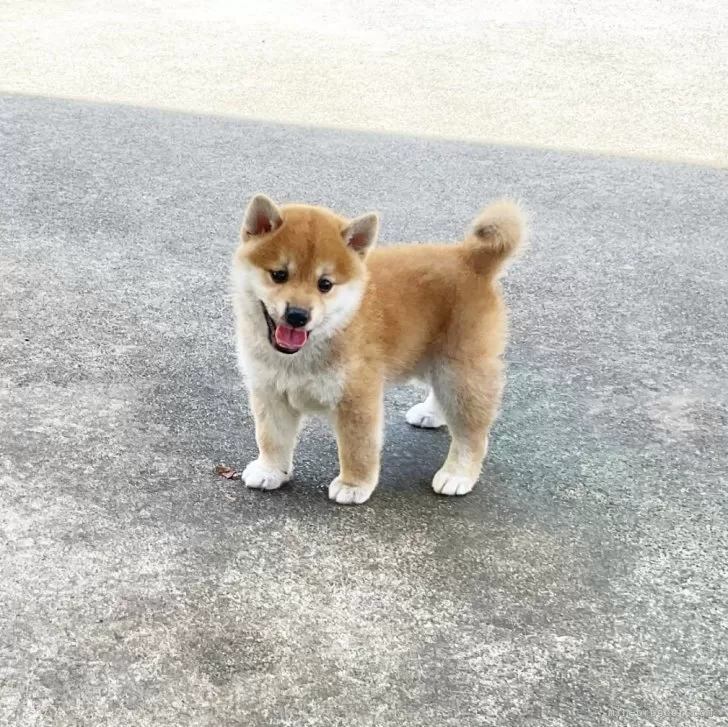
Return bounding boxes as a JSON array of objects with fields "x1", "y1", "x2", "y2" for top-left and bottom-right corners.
[{"x1": 232, "y1": 195, "x2": 525, "y2": 504}]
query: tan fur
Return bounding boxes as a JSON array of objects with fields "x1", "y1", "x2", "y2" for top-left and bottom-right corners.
[{"x1": 232, "y1": 195, "x2": 526, "y2": 504}]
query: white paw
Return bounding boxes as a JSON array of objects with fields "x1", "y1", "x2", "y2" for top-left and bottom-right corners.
[
  {"x1": 242, "y1": 459, "x2": 289, "y2": 491},
  {"x1": 406, "y1": 401, "x2": 446, "y2": 429},
  {"x1": 328, "y1": 478, "x2": 375, "y2": 505},
  {"x1": 432, "y1": 469, "x2": 476, "y2": 496}
]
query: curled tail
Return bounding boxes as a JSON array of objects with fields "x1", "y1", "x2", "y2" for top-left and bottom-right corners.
[{"x1": 463, "y1": 199, "x2": 527, "y2": 276}]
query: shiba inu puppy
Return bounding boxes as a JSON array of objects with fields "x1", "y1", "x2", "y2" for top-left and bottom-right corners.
[{"x1": 232, "y1": 194, "x2": 525, "y2": 504}]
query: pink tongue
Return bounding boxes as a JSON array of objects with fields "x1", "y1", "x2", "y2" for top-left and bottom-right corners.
[{"x1": 275, "y1": 324, "x2": 308, "y2": 350}]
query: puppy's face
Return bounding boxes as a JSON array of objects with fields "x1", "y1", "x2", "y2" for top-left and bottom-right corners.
[{"x1": 235, "y1": 195, "x2": 378, "y2": 354}]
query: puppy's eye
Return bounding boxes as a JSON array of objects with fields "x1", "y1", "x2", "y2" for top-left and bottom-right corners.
[
  {"x1": 270, "y1": 270, "x2": 288, "y2": 284},
  {"x1": 318, "y1": 278, "x2": 333, "y2": 293}
]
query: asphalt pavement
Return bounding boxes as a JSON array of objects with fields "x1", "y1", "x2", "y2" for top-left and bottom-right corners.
[
  {"x1": 1, "y1": 92, "x2": 727, "y2": 726},
  {"x1": 2, "y1": 0, "x2": 727, "y2": 166}
]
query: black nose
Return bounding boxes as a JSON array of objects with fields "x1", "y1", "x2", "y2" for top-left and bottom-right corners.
[{"x1": 285, "y1": 306, "x2": 309, "y2": 328}]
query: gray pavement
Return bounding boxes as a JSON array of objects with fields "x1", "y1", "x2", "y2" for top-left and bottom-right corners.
[
  {"x1": 1, "y1": 0, "x2": 727, "y2": 166},
  {"x1": 1, "y1": 93, "x2": 727, "y2": 726}
]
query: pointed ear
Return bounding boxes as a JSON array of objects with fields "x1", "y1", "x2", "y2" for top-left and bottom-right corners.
[
  {"x1": 342, "y1": 213, "x2": 379, "y2": 256},
  {"x1": 242, "y1": 194, "x2": 282, "y2": 239}
]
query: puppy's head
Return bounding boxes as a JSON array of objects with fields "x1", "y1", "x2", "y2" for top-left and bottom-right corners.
[{"x1": 235, "y1": 194, "x2": 378, "y2": 355}]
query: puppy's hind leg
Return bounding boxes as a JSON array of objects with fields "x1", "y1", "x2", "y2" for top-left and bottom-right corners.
[
  {"x1": 406, "y1": 389, "x2": 446, "y2": 429},
  {"x1": 430, "y1": 361, "x2": 503, "y2": 496}
]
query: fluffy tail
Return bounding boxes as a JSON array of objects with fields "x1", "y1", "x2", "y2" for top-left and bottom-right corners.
[{"x1": 463, "y1": 199, "x2": 527, "y2": 276}]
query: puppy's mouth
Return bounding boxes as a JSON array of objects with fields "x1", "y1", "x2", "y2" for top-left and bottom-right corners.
[{"x1": 261, "y1": 303, "x2": 308, "y2": 354}]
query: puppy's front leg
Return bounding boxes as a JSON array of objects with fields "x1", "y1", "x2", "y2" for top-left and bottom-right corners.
[
  {"x1": 329, "y1": 381, "x2": 383, "y2": 505},
  {"x1": 242, "y1": 389, "x2": 301, "y2": 491}
]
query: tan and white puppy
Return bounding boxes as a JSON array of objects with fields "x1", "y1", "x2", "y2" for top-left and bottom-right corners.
[{"x1": 232, "y1": 195, "x2": 525, "y2": 504}]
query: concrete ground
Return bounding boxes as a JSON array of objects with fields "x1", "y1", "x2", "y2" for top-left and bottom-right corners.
[
  {"x1": 1, "y1": 0, "x2": 727, "y2": 166},
  {"x1": 1, "y1": 2, "x2": 727, "y2": 726}
]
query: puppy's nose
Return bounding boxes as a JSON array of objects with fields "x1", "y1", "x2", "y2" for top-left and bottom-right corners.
[{"x1": 285, "y1": 306, "x2": 310, "y2": 328}]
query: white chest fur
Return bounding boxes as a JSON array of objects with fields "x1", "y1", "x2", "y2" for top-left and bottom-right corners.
[
  {"x1": 250, "y1": 357, "x2": 344, "y2": 413},
  {"x1": 235, "y1": 318, "x2": 345, "y2": 414}
]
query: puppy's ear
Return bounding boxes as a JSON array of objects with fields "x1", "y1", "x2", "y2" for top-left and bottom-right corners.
[
  {"x1": 342, "y1": 213, "x2": 379, "y2": 257},
  {"x1": 242, "y1": 194, "x2": 282, "y2": 239}
]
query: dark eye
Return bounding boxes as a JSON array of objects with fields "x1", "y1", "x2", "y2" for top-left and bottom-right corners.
[
  {"x1": 318, "y1": 278, "x2": 333, "y2": 293},
  {"x1": 270, "y1": 270, "x2": 288, "y2": 283}
]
